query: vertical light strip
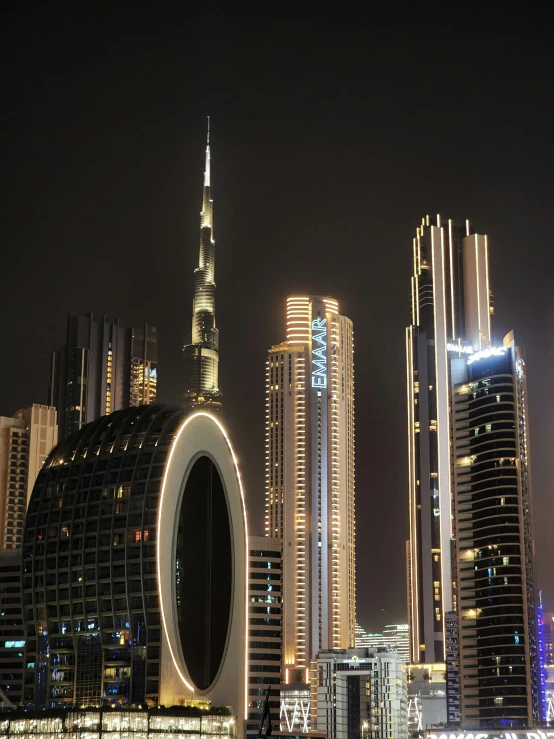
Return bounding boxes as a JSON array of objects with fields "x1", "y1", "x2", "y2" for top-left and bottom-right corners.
[
  {"x1": 439, "y1": 227, "x2": 451, "y2": 648},
  {"x1": 79, "y1": 348, "x2": 85, "y2": 429},
  {"x1": 440, "y1": 228, "x2": 453, "y2": 533},
  {"x1": 431, "y1": 227, "x2": 451, "y2": 650},
  {"x1": 475, "y1": 239, "x2": 482, "y2": 350},
  {"x1": 411, "y1": 237, "x2": 417, "y2": 325},
  {"x1": 416, "y1": 234, "x2": 421, "y2": 326},
  {"x1": 406, "y1": 325, "x2": 418, "y2": 661},
  {"x1": 448, "y1": 219, "x2": 455, "y2": 340},
  {"x1": 484, "y1": 234, "x2": 491, "y2": 342}
]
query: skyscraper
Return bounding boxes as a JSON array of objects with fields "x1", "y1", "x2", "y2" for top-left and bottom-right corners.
[
  {"x1": 406, "y1": 215, "x2": 541, "y2": 728},
  {"x1": 451, "y1": 334, "x2": 540, "y2": 727},
  {"x1": 266, "y1": 296, "x2": 355, "y2": 682},
  {"x1": 182, "y1": 120, "x2": 222, "y2": 411},
  {"x1": 49, "y1": 312, "x2": 157, "y2": 439},
  {"x1": 0, "y1": 404, "x2": 57, "y2": 548},
  {"x1": 406, "y1": 215, "x2": 493, "y2": 665}
]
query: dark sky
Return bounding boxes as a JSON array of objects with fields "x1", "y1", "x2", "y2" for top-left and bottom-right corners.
[{"x1": 2, "y1": 2, "x2": 554, "y2": 631}]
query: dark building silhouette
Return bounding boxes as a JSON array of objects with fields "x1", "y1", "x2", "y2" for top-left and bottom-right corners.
[
  {"x1": 452, "y1": 334, "x2": 540, "y2": 727},
  {"x1": 49, "y1": 312, "x2": 157, "y2": 440},
  {"x1": 0, "y1": 549, "x2": 24, "y2": 707}
]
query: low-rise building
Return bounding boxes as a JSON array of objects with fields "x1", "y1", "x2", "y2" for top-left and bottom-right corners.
[
  {"x1": 0, "y1": 707, "x2": 236, "y2": 738},
  {"x1": 311, "y1": 647, "x2": 407, "y2": 739},
  {"x1": 407, "y1": 663, "x2": 447, "y2": 734},
  {"x1": 247, "y1": 536, "x2": 282, "y2": 736}
]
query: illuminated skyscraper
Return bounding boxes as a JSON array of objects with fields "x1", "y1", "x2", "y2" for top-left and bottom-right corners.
[
  {"x1": 406, "y1": 215, "x2": 541, "y2": 728},
  {"x1": 49, "y1": 312, "x2": 157, "y2": 439},
  {"x1": 182, "y1": 120, "x2": 222, "y2": 411},
  {"x1": 266, "y1": 296, "x2": 355, "y2": 683},
  {"x1": 451, "y1": 334, "x2": 540, "y2": 727},
  {"x1": 406, "y1": 215, "x2": 493, "y2": 665},
  {"x1": 0, "y1": 405, "x2": 57, "y2": 548}
]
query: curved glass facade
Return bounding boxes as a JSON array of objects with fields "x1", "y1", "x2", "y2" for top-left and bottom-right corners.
[
  {"x1": 453, "y1": 344, "x2": 539, "y2": 727},
  {"x1": 22, "y1": 405, "x2": 188, "y2": 708}
]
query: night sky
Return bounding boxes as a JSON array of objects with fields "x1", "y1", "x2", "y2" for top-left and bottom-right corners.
[{"x1": 2, "y1": 3, "x2": 553, "y2": 631}]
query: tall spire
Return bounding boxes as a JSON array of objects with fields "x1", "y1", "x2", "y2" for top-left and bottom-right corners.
[
  {"x1": 182, "y1": 119, "x2": 222, "y2": 412},
  {"x1": 204, "y1": 115, "x2": 210, "y2": 187}
]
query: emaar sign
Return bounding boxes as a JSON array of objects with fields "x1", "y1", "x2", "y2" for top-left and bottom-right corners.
[{"x1": 311, "y1": 317, "x2": 327, "y2": 388}]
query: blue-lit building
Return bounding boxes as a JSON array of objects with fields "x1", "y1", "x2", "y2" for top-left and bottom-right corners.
[
  {"x1": 22, "y1": 406, "x2": 247, "y2": 734},
  {"x1": 0, "y1": 548, "x2": 24, "y2": 707}
]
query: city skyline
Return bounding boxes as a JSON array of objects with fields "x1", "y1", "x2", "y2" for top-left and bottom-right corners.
[{"x1": 1, "y1": 3, "x2": 554, "y2": 635}]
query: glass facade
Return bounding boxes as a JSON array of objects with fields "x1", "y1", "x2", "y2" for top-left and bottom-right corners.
[
  {"x1": 0, "y1": 707, "x2": 235, "y2": 739},
  {"x1": 22, "y1": 405, "x2": 187, "y2": 707},
  {"x1": 453, "y1": 343, "x2": 539, "y2": 726},
  {"x1": 49, "y1": 314, "x2": 158, "y2": 441},
  {"x1": 0, "y1": 549, "x2": 25, "y2": 705},
  {"x1": 246, "y1": 537, "x2": 281, "y2": 737}
]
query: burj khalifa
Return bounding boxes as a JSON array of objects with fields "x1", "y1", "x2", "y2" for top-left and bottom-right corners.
[{"x1": 182, "y1": 119, "x2": 222, "y2": 411}]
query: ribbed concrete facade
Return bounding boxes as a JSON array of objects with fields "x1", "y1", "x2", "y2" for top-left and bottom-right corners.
[{"x1": 266, "y1": 296, "x2": 355, "y2": 682}]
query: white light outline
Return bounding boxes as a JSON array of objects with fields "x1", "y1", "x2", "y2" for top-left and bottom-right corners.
[
  {"x1": 484, "y1": 234, "x2": 491, "y2": 341},
  {"x1": 448, "y1": 219, "x2": 455, "y2": 339},
  {"x1": 475, "y1": 237, "x2": 482, "y2": 350},
  {"x1": 431, "y1": 227, "x2": 451, "y2": 651},
  {"x1": 406, "y1": 325, "x2": 419, "y2": 661},
  {"x1": 156, "y1": 411, "x2": 249, "y2": 718}
]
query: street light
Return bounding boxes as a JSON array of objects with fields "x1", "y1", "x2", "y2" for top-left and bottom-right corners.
[{"x1": 362, "y1": 720, "x2": 369, "y2": 739}]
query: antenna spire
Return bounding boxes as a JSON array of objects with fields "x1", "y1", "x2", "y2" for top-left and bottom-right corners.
[{"x1": 204, "y1": 116, "x2": 211, "y2": 187}]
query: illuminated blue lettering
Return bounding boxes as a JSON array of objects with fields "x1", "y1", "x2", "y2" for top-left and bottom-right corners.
[{"x1": 311, "y1": 317, "x2": 327, "y2": 388}]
